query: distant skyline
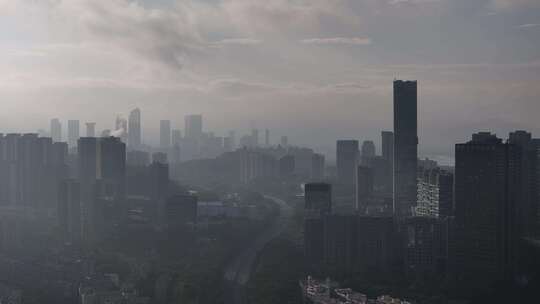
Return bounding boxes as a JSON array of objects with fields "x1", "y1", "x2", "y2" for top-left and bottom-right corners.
[{"x1": 0, "y1": 0, "x2": 539, "y2": 164}]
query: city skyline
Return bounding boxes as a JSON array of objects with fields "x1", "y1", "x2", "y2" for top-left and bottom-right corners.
[
  {"x1": 0, "y1": 0, "x2": 539, "y2": 163},
  {"x1": 1, "y1": 2, "x2": 539, "y2": 303}
]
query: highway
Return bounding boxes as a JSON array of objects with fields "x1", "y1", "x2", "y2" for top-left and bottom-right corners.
[{"x1": 223, "y1": 195, "x2": 293, "y2": 304}]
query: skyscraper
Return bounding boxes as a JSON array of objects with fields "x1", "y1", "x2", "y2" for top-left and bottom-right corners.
[
  {"x1": 381, "y1": 131, "x2": 394, "y2": 196},
  {"x1": 361, "y1": 140, "x2": 376, "y2": 158},
  {"x1": 381, "y1": 131, "x2": 394, "y2": 163},
  {"x1": 67, "y1": 120, "x2": 80, "y2": 149},
  {"x1": 85, "y1": 122, "x2": 96, "y2": 137},
  {"x1": 171, "y1": 129, "x2": 182, "y2": 147},
  {"x1": 508, "y1": 130, "x2": 540, "y2": 239},
  {"x1": 163, "y1": 195, "x2": 198, "y2": 229},
  {"x1": 454, "y1": 132, "x2": 520, "y2": 288},
  {"x1": 251, "y1": 129, "x2": 259, "y2": 147},
  {"x1": 99, "y1": 136, "x2": 127, "y2": 200},
  {"x1": 361, "y1": 140, "x2": 376, "y2": 165},
  {"x1": 311, "y1": 153, "x2": 325, "y2": 180},
  {"x1": 58, "y1": 179, "x2": 81, "y2": 243},
  {"x1": 77, "y1": 137, "x2": 98, "y2": 247},
  {"x1": 356, "y1": 166, "x2": 374, "y2": 213},
  {"x1": 160, "y1": 120, "x2": 171, "y2": 149},
  {"x1": 336, "y1": 140, "x2": 359, "y2": 186},
  {"x1": 128, "y1": 108, "x2": 141, "y2": 149},
  {"x1": 185, "y1": 114, "x2": 203, "y2": 139},
  {"x1": 78, "y1": 136, "x2": 126, "y2": 247},
  {"x1": 265, "y1": 129, "x2": 270, "y2": 147},
  {"x1": 50, "y1": 118, "x2": 62, "y2": 143},
  {"x1": 281, "y1": 136, "x2": 288, "y2": 147},
  {"x1": 304, "y1": 183, "x2": 332, "y2": 269},
  {"x1": 393, "y1": 80, "x2": 418, "y2": 218},
  {"x1": 305, "y1": 183, "x2": 332, "y2": 215}
]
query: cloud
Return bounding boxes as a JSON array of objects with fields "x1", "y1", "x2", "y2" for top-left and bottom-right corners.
[
  {"x1": 301, "y1": 37, "x2": 372, "y2": 45},
  {"x1": 517, "y1": 23, "x2": 540, "y2": 28},
  {"x1": 215, "y1": 38, "x2": 262, "y2": 45},
  {"x1": 491, "y1": 0, "x2": 540, "y2": 11},
  {"x1": 51, "y1": 0, "x2": 207, "y2": 70},
  {"x1": 388, "y1": 0, "x2": 442, "y2": 6}
]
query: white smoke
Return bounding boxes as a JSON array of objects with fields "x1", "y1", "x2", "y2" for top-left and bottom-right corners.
[{"x1": 110, "y1": 128, "x2": 126, "y2": 138}]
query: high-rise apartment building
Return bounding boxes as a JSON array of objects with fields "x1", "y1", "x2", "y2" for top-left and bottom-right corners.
[
  {"x1": 415, "y1": 168, "x2": 454, "y2": 218},
  {"x1": 454, "y1": 132, "x2": 520, "y2": 288}
]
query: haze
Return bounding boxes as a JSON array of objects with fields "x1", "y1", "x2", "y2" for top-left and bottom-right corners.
[{"x1": 1, "y1": 0, "x2": 539, "y2": 162}]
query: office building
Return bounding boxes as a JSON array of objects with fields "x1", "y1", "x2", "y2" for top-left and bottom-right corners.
[
  {"x1": 305, "y1": 183, "x2": 332, "y2": 215},
  {"x1": 454, "y1": 132, "x2": 520, "y2": 288},
  {"x1": 126, "y1": 150, "x2": 150, "y2": 167},
  {"x1": 85, "y1": 122, "x2": 96, "y2": 137},
  {"x1": 279, "y1": 155, "x2": 295, "y2": 178},
  {"x1": 164, "y1": 195, "x2": 198, "y2": 229},
  {"x1": 393, "y1": 80, "x2": 418, "y2": 218},
  {"x1": 185, "y1": 115, "x2": 203, "y2": 139},
  {"x1": 280, "y1": 136, "x2": 288, "y2": 147},
  {"x1": 311, "y1": 153, "x2": 325, "y2": 180},
  {"x1": 304, "y1": 183, "x2": 332, "y2": 270},
  {"x1": 251, "y1": 129, "x2": 259, "y2": 147},
  {"x1": 224, "y1": 131, "x2": 235, "y2": 152},
  {"x1": 78, "y1": 136, "x2": 126, "y2": 246},
  {"x1": 159, "y1": 120, "x2": 171, "y2": 149},
  {"x1": 128, "y1": 108, "x2": 141, "y2": 149},
  {"x1": 304, "y1": 217, "x2": 324, "y2": 268},
  {"x1": 171, "y1": 129, "x2": 182, "y2": 147},
  {"x1": 404, "y1": 216, "x2": 445, "y2": 275},
  {"x1": 67, "y1": 120, "x2": 80, "y2": 149},
  {"x1": 336, "y1": 140, "x2": 359, "y2": 186},
  {"x1": 381, "y1": 131, "x2": 394, "y2": 163},
  {"x1": 508, "y1": 130, "x2": 540, "y2": 238},
  {"x1": 239, "y1": 149, "x2": 278, "y2": 184},
  {"x1": 356, "y1": 166, "x2": 374, "y2": 213},
  {"x1": 265, "y1": 129, "x2": 270, "y2": 147},
  {"x1": 361, "y1": 140, "x2": 376, "y2": 165},
  {"x1": 50, "y1": 118, "x2": 62, "y2": 143},
  {"x1": 78, "y1": 137, "x2": 98, "y2": 247},
  {"x1": 356, "y1": 216, "x2": 396, "y2": 274},
  {"x1": 152, "y1": 152, "x2": 168, "y2": 164},
  {"x1": 58, "y1": 180, "x2": 81, "y2": 243},
  {"x1": 323, "y1": 214, "x2": 357, "y2": 274},
  {"x1": 149, "y1": 161, "x2": 169, "y2": 204},
  {"x1": 99, "y1": 137, "x2": 126, "y2": 200}
]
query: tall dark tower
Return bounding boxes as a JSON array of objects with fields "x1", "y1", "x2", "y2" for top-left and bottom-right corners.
[{"x1": 393, "y1": 80, "x2": 418, "y2": 218}]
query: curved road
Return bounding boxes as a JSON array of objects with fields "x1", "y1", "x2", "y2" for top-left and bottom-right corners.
[{"x1": 224, "y1": 195, "x2": 293, "y2": 304}]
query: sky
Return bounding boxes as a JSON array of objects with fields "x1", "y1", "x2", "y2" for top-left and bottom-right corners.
[{"x1": 0, "y1": 0, "x2": 539, "y2": 163}]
